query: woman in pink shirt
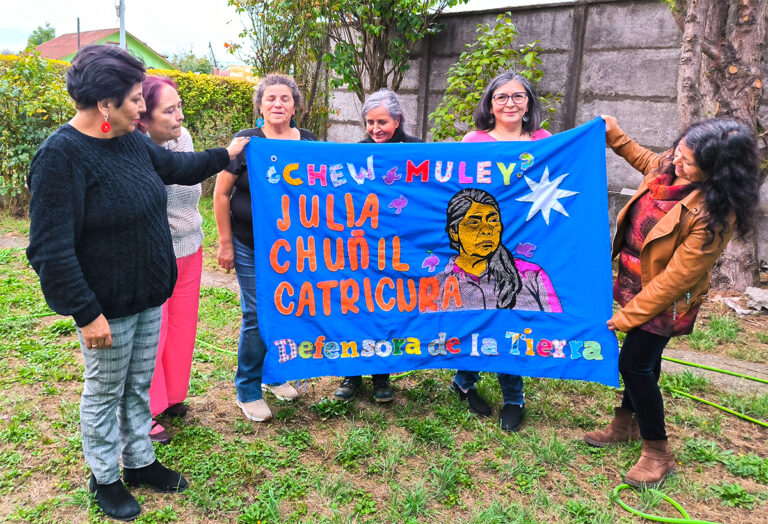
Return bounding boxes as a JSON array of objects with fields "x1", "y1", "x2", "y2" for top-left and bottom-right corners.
[{"x1": 451, "y1": 71, "x2": 554, "y2": 434}]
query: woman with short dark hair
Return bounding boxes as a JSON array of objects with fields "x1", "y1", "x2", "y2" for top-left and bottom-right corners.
[
  {"x1": 584, "y1": 115, "x2": 761, "y2": 488},
  {"x1": 26, "y1": 45, "x2": 249, "y2": 521}
]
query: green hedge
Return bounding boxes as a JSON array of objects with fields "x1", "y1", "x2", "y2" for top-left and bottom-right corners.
[
  {"x1": 0, "y1": 54, "x2": 73, "y2": 212},
  {"x1": 0, "y1": 53, "x2": 255, "y2": 213}
]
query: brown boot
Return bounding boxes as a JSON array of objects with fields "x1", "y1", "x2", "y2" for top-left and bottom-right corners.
[
  {"x1": 624, "y1": 439, "x2": 676, "y2": 488},
  {"x1": 583, "y1": 407, "x2": 641, "y2": 447}
]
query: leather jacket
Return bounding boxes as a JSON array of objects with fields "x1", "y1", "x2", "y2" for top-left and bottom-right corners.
[{"x1": 607, "y1": 126, "x2": 734, "y2": 333}]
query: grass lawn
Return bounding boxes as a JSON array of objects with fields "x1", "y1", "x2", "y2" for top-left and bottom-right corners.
[{"x1": 1, "y1": 209, "x2": 767, "y2": 523}]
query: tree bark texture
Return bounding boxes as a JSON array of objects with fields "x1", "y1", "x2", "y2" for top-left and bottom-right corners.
[{"x1": 675, "y1": 0, "x2": 767, "y2": 291}]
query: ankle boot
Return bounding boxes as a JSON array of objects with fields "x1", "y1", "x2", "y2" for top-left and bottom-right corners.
[
  {"x1": 123, "y1": 459, "x2": 188, "y2": 493},
  {"x1": 89, "y1": 474, "x2": 141, "y2": 521},
  {"x1": 624, "y1": 439, "x2": 676, "y2": 488},
  {"x1": 583, "y1": 407, "x2": 641, "y2": 447}
]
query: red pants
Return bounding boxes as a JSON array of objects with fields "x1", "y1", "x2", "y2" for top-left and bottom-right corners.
[{"x1": 149, "y1": 247, "x2": 202, "y2": 417}]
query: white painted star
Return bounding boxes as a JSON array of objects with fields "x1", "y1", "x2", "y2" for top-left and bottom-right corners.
[{"x1": 516, "y1": 166, "x2": 579, "y2": 225}]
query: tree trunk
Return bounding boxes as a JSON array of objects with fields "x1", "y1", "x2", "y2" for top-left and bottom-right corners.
[
  {"x1": 676, "y1": 0, "x2": 766, "y2": 292},
  {"x1": 676, "y1": 0, "x2": 702, "y2": 129}
]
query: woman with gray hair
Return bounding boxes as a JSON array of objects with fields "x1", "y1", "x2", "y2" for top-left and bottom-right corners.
[
  {"x1": 359, "y1": 88, "x2": 423, "y2": 143},
  {"x1": 214, "y1": 73, "x2": 317, "y2": 423},
  {"x1": 333, "y1": 88, "x2": 423, "y2": 404}
]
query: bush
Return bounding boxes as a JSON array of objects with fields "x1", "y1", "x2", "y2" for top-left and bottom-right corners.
[
  {"x1": 146, "y1": 68, "x2": 255, "y2": 148},
  {"x1": 0, "y1": 53, "x2": 73, "y2": 213},
  {"x1": 429, "y1": 13, "x2": 559, "y2": 142},
  {"x1": 0, "y1": 55, "x2": 255, "y2": 214}
]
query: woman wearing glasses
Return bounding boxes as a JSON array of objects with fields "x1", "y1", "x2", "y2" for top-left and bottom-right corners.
[{"x1": 450, "y1": 71, "x2": 551, "y2": 433}]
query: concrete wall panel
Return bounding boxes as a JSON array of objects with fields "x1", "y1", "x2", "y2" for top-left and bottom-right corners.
[
  {"x1": 585, "y1": 2, "x2": 681, "y2": 50},
  {"x1": 581, "y1": 48, "x2": 680, "y2": 98}
]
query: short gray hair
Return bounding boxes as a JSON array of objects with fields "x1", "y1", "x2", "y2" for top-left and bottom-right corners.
[
  {"x1": 254, "y1": 73, "x2": 302, "y2": 111},
  {"x1": 361, "y1": 88, "x2": 405, "y2": 126}
]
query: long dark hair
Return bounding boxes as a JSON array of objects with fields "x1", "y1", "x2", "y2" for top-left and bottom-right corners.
[
  {"x1": 473, "y1": 71, "x2": 543, "y2": 135},
  {"x1": 673, "y1": 119, "x2": 760, "y2": 245},
  {"x1": 446, "y1": 188, "x2": 522, "y2": 309}
]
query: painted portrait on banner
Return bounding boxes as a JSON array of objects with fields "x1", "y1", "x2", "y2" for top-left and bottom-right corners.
[{"x1": 246, "y1": 117, "x2": 619, "y2": 387}]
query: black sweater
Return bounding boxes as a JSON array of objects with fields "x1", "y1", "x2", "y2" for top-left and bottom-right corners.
[
  {"x1": 359, "y1": 126, "x2": 423, "y2": 143},
  {"x1": 26, "y1": 124, "x2": 230, "y2": 326}
]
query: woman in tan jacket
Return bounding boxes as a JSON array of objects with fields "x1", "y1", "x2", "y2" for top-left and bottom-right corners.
[{"x1": 584, "y1": 116, "x2": 760, "y2": 488}]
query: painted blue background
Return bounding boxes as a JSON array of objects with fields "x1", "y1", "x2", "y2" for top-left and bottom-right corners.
[{"x1": 247, "y1": 117, "x2": 619, "y2": 387}]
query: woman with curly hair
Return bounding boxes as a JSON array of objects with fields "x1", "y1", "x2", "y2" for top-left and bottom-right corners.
[{"x1": 584, "y1": 115, "x2": 761, "y2": 488}]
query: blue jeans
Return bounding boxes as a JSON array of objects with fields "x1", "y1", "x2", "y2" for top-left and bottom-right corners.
[
  {"x1": 233, "y1": 236, "x2": 269, "y2": 402},
  {"x1": 453, "y1": 371, "x2": 524, "y2": 406}
]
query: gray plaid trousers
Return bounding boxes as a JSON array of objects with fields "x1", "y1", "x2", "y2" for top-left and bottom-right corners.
[{"x1": 77, "y1": 306, "x2": 161, "y2": 484}]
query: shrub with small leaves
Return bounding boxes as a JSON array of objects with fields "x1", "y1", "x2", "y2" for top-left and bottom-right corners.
[
  {"x1": 711, "y1": 482, "x2": 756, "y2": 509},
  {"x1": 429, "y1": 13, "x2": 559, "y2": 142},
  {"x1": 308, "y1": 397, "x2": 349, "y2": 419},
  {"x1": 724, "y1": 453, "x2": 768, "y2": 484},
  {"x1": 0, "y1": 53, "x2": 73, "y2": 211}
]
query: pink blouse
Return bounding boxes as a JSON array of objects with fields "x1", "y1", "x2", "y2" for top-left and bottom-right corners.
[{"x1": 462, "y1": 129, "x2": 552, "y2": 142}]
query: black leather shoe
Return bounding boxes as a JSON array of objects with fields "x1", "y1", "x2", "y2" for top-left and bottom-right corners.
[
  {"x1": 123, "y1": 459, "x2": 188, "y2": 493},
  {"x1": 163, "y1": 403, "x2": 188, "y2": 418},
  {"x1": 499, "y1": 404, "x2": 525, "y2": 432},
  {"x1": 89, "y1": 474, "x2": 141, "y2": 521},
  {"x1": 372, "y1": 374, "x2": 394, "y2": 403},
  {"x1": 450, "y1": 380, "x2": 491, "y2": 417},
  {"x1": 333, "y1": 376, "x2": 362, "y2": 401}
]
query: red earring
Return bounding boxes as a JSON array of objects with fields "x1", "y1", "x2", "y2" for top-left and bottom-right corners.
[{"x1": 101, "y1": 114, "x2": 111, "y2": 133}]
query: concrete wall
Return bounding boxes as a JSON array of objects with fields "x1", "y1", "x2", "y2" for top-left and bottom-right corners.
[{"x1": 327, "y1": 0, "x2": 768, "y2": 263}]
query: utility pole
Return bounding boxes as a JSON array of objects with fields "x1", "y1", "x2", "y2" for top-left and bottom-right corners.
[
  {"x1": 116, "y1": 0, "x2": 126, "y2": 49},
  {"x1": 208, "y1": 41, "x2": 220, "y2": 72},
  {"x1": 77, "y1": 17, "x2": 80, "y2": 51}
]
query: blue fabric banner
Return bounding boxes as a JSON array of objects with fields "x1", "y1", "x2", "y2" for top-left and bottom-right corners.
[{"x1": 247, "y1": 117, "x2": 619, "y2": 387}]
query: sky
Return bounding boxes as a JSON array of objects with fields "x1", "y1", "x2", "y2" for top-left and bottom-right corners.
[
  {"x1": 0, "y1": 0, "x2": 571, "y2": 65},
  {"x1": 0, "y1": 0, "x2": 244, "y2": 64}
]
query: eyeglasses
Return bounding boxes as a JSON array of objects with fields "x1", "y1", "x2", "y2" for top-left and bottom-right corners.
[{"x1": 492, "y1": 92, "x2": 528, "y2": 105}]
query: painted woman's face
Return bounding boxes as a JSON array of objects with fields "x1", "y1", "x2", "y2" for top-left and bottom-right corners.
[{"x1": 452, "y1": 202, "x2": 502, "y2": 260}]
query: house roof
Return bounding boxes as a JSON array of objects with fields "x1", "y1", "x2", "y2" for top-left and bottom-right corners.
[
  {"x1": 36, "y1": 28, "x2": 119, "y2": 60},
  {"x1": 35, "y1": 28, "x2": 175, "y2": 69}
]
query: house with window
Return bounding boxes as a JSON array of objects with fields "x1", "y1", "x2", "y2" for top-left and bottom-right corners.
[{"x1": 36, "y1": 28, "x2": 176, "y2": 70}]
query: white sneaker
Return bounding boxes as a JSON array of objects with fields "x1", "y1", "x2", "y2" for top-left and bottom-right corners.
[
  {"x1": 237, "y1": 399, "x2": 272, "y2": 422},
  {"x1": 261, "y1": 382, "x2": 299, "y2": 401}
]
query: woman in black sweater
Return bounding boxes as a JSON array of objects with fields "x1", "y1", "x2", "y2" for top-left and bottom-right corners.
[{"x1": 26, "y1": 45, "x2": 248, "y2": 521}]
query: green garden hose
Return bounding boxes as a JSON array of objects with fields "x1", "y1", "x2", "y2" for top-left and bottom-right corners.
[
  {"x1": 196, "y1": 337, "x2": 237, "y2": 356},
  {"x1": 668, "y1": 388, "x2": 768, "y2": 428},
  {"x1": 662, "y1": 356, "x2": 768, "y2": 385},
  {"x1": 0, "y1": 311, "x2": 56, "y2": 323},
  {"x1": 612, "y1": 484, "x2": 721, "y2": 524}
]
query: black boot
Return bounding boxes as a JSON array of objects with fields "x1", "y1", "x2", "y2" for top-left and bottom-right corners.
[
  {"x1": 89, "y1": 474, "x2": 141, "y2": 521},
  {"x1": 123, "y1": 459, "x2": 188, "y2": 493},
  {"x1": 334, "y1": 376, "x2": 362, "y2": 401},
  {"x1": 372, "y1": 374, "x2": 394, "y2": 403}
]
